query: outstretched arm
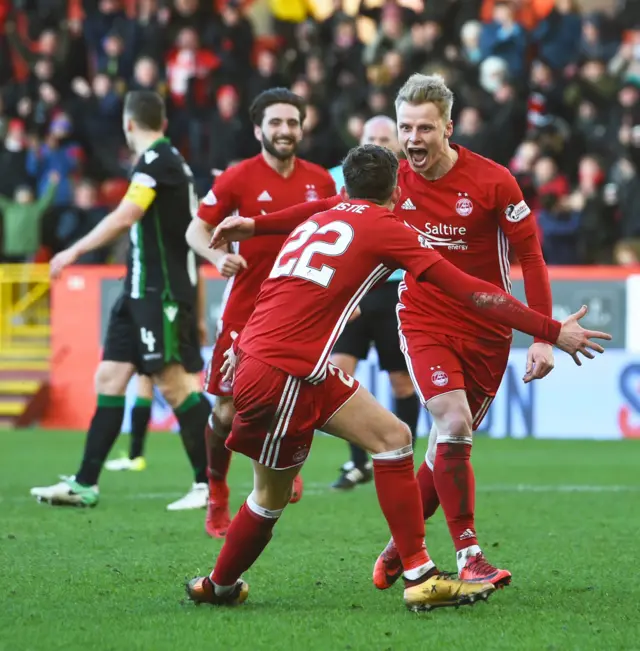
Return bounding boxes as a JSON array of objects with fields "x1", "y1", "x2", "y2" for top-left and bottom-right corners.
[
  {"x1": 383, "y1": 215, "x2": 609, "y2": 364},
  {"x1": 49, "y1": 199, "x2": 144, "y2": 278},
  {"x1": 420, "y1": 259, "x2": 559, "y2": 342},
  {"x1": 419, "y1": 260, "x2": 610, "y2": 362},
  {"x1": 255, "y1": 196, "x2": 341, "y2": 234},
  {"x1": 210, "y1": 196, "x2": 341, "y2": 248}
]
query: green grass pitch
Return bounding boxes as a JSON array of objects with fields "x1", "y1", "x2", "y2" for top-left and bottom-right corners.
[{"x1": 1, "y1": 430, "x2": 639, "y2": 651}]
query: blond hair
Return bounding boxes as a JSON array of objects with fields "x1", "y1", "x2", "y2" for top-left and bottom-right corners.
[{"x1": 395, "y1": 74, "x2": 454, "y2": 121}]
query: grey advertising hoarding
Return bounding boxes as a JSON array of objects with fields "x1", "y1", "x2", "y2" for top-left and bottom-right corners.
[
  {"x1": 510, "y1": 279, "x2": 626, "y2": 349},
  {"x1": 100, "y1": 277, "x2": 627, "y2": 350}
]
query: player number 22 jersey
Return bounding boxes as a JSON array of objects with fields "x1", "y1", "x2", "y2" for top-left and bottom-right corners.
[{"x1": 240, "y1": 201, "x2": 443, "y2": 381}]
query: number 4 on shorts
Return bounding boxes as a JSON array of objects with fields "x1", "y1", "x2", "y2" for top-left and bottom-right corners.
[{"x1": 140, "y1": 327, "x2": 156, "y2": 352}]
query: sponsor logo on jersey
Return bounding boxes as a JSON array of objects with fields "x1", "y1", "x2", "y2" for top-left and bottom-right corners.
[
  {"x1": 408, "y1": 222, "x2": 468, "y2": 251},
  {"x1": 431, "y1": 367, "x2": 448, "y2": 387},
  {"x1": 505, "y1": 200, "x2": 531, "y2": 222},
  {"x1": 455, "y1": 192, "x2": 473, "y2": 216},
  {"x1": 257, "y1": 190, "x2": 272, "y2": 201},
  {"x1": 305, "y1": 184, "x2": 319, "y2": 201},
  {"x1": 401, "y1": 198, "x2": 416, "y2": 210},
  {"x1": 202, "y1": 190, "x2": 217, "y2": 206}
]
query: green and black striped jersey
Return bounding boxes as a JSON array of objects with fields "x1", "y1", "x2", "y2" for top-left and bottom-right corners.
[{"x1": 124, "y1": 137, "x2": 198, "y2": 304}]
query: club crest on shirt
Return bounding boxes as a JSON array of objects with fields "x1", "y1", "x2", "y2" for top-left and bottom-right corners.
[
  {"x1": 305, "y1": 184, "x2": 319, "y2": 201},
  {"x1": 455, "y1": 192, "x2": 473, "y2": 217}
]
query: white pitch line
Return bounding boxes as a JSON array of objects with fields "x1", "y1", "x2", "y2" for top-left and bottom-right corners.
[
  {"x1": 2, "y1": 484, "x2": 639, "y2": 504},
  {"x1": 479, "y1": 484, "x2": 640, "y2": 493}
]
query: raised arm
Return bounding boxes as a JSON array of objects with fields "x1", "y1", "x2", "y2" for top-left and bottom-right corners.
[
  {"x1": 255, "y1": 195, "x2": 340, "y2": 234},
  {"x1": 35, "y1": 172, "x2": 60, "y2": 212},
  {"x1": 210, "y1": 195, "x2": 341, "y2": 248}
]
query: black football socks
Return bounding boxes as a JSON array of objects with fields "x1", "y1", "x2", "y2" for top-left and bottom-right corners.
[
  {"x1": 76, "y1": 395, "x2": 126, "y2": 486},
  {"x1": 174, "y1": 393, "x2": 210, "y2": 484},
  {"x1": 129, "y1": 397, "x2": 152, "y2": 459}
]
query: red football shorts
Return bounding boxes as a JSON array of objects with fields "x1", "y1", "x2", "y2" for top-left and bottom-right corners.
[
  {"x1": 227, "y1": 353, "x2": 360, "y2": 469},
  {"x1": 204, "y1": 321, "x2": 244, "y2": 397},
  {"x1": 399, "y1": 330, "x2": 510, "y2": 430}
]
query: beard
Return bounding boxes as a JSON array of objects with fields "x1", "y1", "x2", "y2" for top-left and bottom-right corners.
[{"x1": 262, "y1": 135, "x2": 298, "y2": 161}]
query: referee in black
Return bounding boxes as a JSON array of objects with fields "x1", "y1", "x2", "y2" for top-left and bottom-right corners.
[
  {"x1": 31, "y1": 91, "x2": 210, "y2": 509},
  {"x1": 328, "y1": 116, "x2": 420, "y2": 490}
]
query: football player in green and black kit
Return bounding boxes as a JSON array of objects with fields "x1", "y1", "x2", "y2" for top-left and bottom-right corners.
[{"x1": 31, "y1": 91, "x2": 211, "y2": 510}]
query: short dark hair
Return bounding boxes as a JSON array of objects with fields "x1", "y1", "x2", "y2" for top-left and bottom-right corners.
[
  {"x1": 249, "y1": 88, "x2": 306, "y2": 126},
  {"x1": 343, "y1": 144, "x2": 398, "y2": 203},
  {"x1": 124, "y1": 90, "x2": 165, "y2": 131}
]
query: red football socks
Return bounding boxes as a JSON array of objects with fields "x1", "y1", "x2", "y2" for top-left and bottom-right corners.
[
  {"x1": 206, "y1": 413, "x2": 232, "y2": 498},
  {"x1": 210, "y1": 500, "x2": 279, "y2": 587},
  {"x1": 433, "y1": 442, "x2": 478, "y2": 551},
  {"x1": 416, "y1": 461, "x2": 440, "y2": 521},
  {"x1": 372, "y1": 449, "x2": 432, "y2": 574}
]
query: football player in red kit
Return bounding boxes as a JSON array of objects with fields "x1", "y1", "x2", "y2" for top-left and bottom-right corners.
[
  {"x1": 186, "y1": 88, "x2": 335, "y2": 538},
  {"x1": 186, "y1": 144, "x2": 608, "y2": 612},
  {"x1": 210, "y1": 74, "x2": 587, "y2": 589},
  {"x1": 375, "y1": 73, "x2": 555, "y2": 590}
]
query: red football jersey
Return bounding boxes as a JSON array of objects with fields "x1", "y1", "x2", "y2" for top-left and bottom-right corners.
[
  {"x1": 395, "y1": 145, "x2": 536, "y2": 343},
  {"x1": 197, "y1": 155, "x2": 336, "y2": 325},
  {"x1": 240, "y1": 201, "x2": 443, "y2": 381}
]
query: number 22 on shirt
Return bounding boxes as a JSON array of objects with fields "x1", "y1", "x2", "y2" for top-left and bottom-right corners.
[{"x1": 269, "y1": 220, "x2": 354, "y2": 288}]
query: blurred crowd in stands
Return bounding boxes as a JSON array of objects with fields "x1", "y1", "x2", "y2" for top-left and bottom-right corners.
[{"x1": 1, "y1": 0, "x2": 639, "y2": 266}]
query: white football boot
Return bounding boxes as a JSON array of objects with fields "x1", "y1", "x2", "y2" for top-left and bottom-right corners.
[
  {"x1": 166, "y1": 482, "x2": 209, "y2": 511},
  {"x1": 30, "y1": 476, "x2": 99, "y2": 507}
]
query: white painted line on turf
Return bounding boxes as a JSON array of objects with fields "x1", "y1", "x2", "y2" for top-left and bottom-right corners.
[
  {"x1": 5, "y1": 483, "x2": 639, "y2": 504},
  {"x1": 243, "y1": 482, "x2": 638, "y2": 493},
  {"x1": 478, "y1": 484, "x2": 640, "y2": 493}
]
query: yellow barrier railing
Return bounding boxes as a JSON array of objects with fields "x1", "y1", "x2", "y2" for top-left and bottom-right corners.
[{"x1": 0, "y1": 264, "x2": 51, "y2": 359}]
